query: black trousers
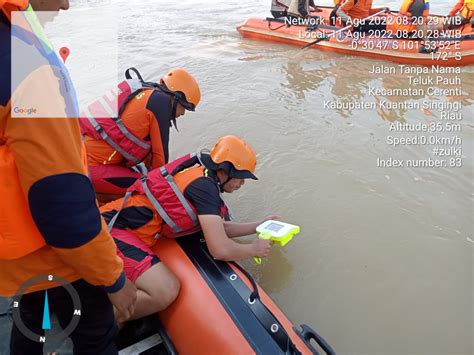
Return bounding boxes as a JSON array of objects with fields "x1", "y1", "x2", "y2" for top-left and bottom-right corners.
[{"x1": 10, "y1": 279, "x2": 118, "y2": 355}]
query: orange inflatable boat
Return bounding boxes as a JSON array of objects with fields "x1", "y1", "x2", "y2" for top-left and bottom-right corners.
[
  {"x1": 117, "y1": 233, "x2": 334, "y2": 355},
  {"x1": 237, "y1": 7, "x2": 474, "y2": 67}
]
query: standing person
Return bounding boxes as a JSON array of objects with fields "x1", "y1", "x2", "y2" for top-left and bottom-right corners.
[
  {"x1": 81, "y1": 67, "x2": 201, "y2": 203},
  {"x1": 0, "y1": 1, "x2": 136, "y2": 354},
  {"x1": 100, "y1": 136, "x2": 278, "y2": 320}
]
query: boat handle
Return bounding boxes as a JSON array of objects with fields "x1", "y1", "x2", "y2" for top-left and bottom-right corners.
[{"x1": 293, "y1": 324, "x2": 336, "y2": 355}]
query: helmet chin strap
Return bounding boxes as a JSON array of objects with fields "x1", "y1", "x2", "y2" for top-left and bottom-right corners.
[
  {"x1": 157, "y1": 83, "x2": 180, "y2": 131},
  {"x1": 170, "y1": 96, "x2": 179, "y2": 131},
  {"x1": 219, "y1": 176, "x2": 232, "y2": 193}
]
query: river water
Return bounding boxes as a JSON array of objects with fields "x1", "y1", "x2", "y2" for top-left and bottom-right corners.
[{"x1": 14, "y1": 0, "x2": 474, "y2": 354}]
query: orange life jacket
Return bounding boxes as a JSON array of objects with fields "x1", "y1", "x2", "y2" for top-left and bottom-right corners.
[
  {"x1": 387, "y1": 0, "x2": 429, "y2": 34},
  {"x1": 460, "y1": 0, "x2": 474, "y2": 18},
  {"x1": 79, "y1": 68, "x2": 156, "y2": 170},
  {"x1": 107, "y1": 153, "x2": 228, "y2": 242}
]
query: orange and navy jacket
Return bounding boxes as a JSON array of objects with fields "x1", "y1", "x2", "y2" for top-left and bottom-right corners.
[
  {"x1": 339, "y1": 0, "x2": 384, "y2": 19},
  {"x1": 85, "y1": 88, "x2": 172, "y2": 170},
  {"x1": 449, "y1": 0, "x2": 474, "y2": 18},
  {"x1": 0, "y1": 0, "x2": 124, "y2": 296}
]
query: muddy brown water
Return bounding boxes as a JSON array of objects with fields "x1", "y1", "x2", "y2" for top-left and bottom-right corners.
[{"x1": 2, "y1": 1, "x2": 472, "y2": 354}]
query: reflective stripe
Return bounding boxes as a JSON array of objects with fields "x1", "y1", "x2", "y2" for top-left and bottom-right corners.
[
  {"x1": 140, "y1": 176, "x2": 182, "y2": 233},
  {"x1": 97, "y1": 97, "x2": 151, "y2": 151},
  {"x1": 84, "y1": 108, "x2": 140, "y2": 165},
  {"x1": 107, "y1": 191, "x2": 132, "y2": 231},
  {"x1": 161, "y1": 170, "x2": 198, "y2": 226}
]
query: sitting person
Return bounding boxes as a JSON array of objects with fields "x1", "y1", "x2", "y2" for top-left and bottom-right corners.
[
  {"x1": 100, "y1": 135, "x2": 278, "y2": 321},
  {"x1": 80, "y1": 67, "x2": 200, "y2": 203},
  {"x1": 336, "y1": 0, "x2": 389, "y2": 30},
  {"x1": 446, "y1": 0, "x2": 473, "y2": 28},
  {"x1": 386, "y1": 0, "x2": 430, "y2": 37},
  {"x1": 271, "y1": 0, "x2": 322, "y2": 19}
]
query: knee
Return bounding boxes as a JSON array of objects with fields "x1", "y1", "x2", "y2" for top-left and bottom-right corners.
[
  {"x1": 162, "y1": 274, "x2": 180, "y2": 308},
  {"x1": 148, "y1": 273, "x2": 180, "y2": 311}
]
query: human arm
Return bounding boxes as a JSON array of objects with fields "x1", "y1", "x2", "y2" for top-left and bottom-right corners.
[
  {"x1": 224, "y1": 214, "x2": 282, "y2": 238},
  {"x1": 448, "y1": 0, "x2": 464, "y2": 16},
  {"x1": 199, "y1": 215, "x2": 272, "y2": 261},
  {"x1": 3, "y1": 65, "x2": 136, "y2": 317},
  {"x1": 148, "y1": 112, "x2": 166, "y2": 169},
  {"x1": 147, "y1": 90, "x2": 171, "y2": 169}
]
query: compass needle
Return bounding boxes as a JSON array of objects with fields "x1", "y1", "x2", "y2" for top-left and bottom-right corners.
[
  {"x1": 42, "y1": 290, "x2": 51, "y2": 330},
  {"x1": 13, "y1": 274, "x2": 81, "y2": 343}
]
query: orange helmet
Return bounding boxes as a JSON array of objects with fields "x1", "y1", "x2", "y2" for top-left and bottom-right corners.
[
  {"x1": 161, "y1": 68, "x2": 201, "y2": 111},
  {"x1": 202, "y1": 135, "x2": 258, "y2": 180}
]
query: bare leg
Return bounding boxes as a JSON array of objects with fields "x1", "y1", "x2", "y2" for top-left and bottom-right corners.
[{"x1": 129, "y1": 263, "x2": 180, "y2": 320}]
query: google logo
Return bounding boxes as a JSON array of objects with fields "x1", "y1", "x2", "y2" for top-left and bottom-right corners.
[{"x1": 13, "y1": 107, "x2": 37, "y2": 115}]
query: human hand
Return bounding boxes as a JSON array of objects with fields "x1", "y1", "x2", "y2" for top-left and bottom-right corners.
[
  {"x1": 253, "y1": 239, "x2": 272, "y2": 258},
  {"x1": 107, "y1": 278, "x2": 137, "y2": 323},
  {"x1": 261, "y1": 214, "x2": 282, "y2": 223}
]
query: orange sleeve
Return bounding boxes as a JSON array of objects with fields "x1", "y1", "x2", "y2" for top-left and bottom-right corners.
[
  {"x1": 449, "y1": 0, "x2": 464, "y2": 16},
  {"x1": 4, "y1": 65, "x2": 124, "y2": 291}
]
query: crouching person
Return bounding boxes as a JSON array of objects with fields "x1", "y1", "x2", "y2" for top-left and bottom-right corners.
[{"x1": 100, "y1": 135, "x2": 276, "y2": 320}]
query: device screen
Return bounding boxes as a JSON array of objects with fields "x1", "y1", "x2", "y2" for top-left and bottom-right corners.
[{"x1": 266, "y1": 222, "x2": 284, "y2": 232}]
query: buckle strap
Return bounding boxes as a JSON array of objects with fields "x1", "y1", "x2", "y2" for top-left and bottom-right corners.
[
  {"x1": 107, "y1": 191, "x2": 132, "y2": 231},
  {"x1": 84, "y1": 108, "x2": 141, "y2": 165},
  {"x1": 164, "y1": 173, "x2": 198, "y2": 226},
  {"x1": 140, "y1": 176, "x2": 182, "y2": 233}
]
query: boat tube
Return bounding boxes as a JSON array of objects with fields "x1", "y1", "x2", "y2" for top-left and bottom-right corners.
[
  {"x1": 237, "y1": 6, "x2": 474, "y2": 67},
  {"x1": 117, "y1": 233, "x2": 334, "y2": 354}
]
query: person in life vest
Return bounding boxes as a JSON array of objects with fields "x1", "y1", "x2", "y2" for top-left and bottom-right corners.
[
  {"x1": 336, "y1": 0, "x2": 389, "y2": 29},
  {"x1": 1, "y1": 1, "x2": 137, "y2": 354},
  {"x1": 446, "y1": 0, "x2": 474, "y2": 28},
  {"x1": 386, "y1": 0, "x2": 430, "y2": 36},
  {"x1": 81, "y1": 67, "x2": 200, "y2": 203},
  {"x1": 271, "y1": 0, "x2": 322, "y2": 19},
  {"x1": 99, "y1": 135, "x2": 279, "y2": 320}
]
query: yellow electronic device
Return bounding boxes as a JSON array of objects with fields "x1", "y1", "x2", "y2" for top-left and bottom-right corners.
[{"x1": 254, "y1": 220, "x2": 300, "y2": 264}]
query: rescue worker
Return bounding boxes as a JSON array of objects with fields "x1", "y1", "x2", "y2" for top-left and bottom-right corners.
[
  {"x1": 100, "y1": 136, "x2": 278, "y2": 320},
  {"x1": 446, "y1": 0, "x2": 473, "y2": 28},
  {"x1": 271, "y1": 0, "x2": 322, "y2": 19},
  {"x1": 336, "y1": 0, "x2": 389, "y2": 31},
  {"x1": 81, "y1": 67, "x2": 201, "y2": 203},
  {"x1": 386, "y1": 0, "x2": 430, "y2": 37},
  {"x1": 1, "y1": 0, "x2": 136, "y2": 354}
]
